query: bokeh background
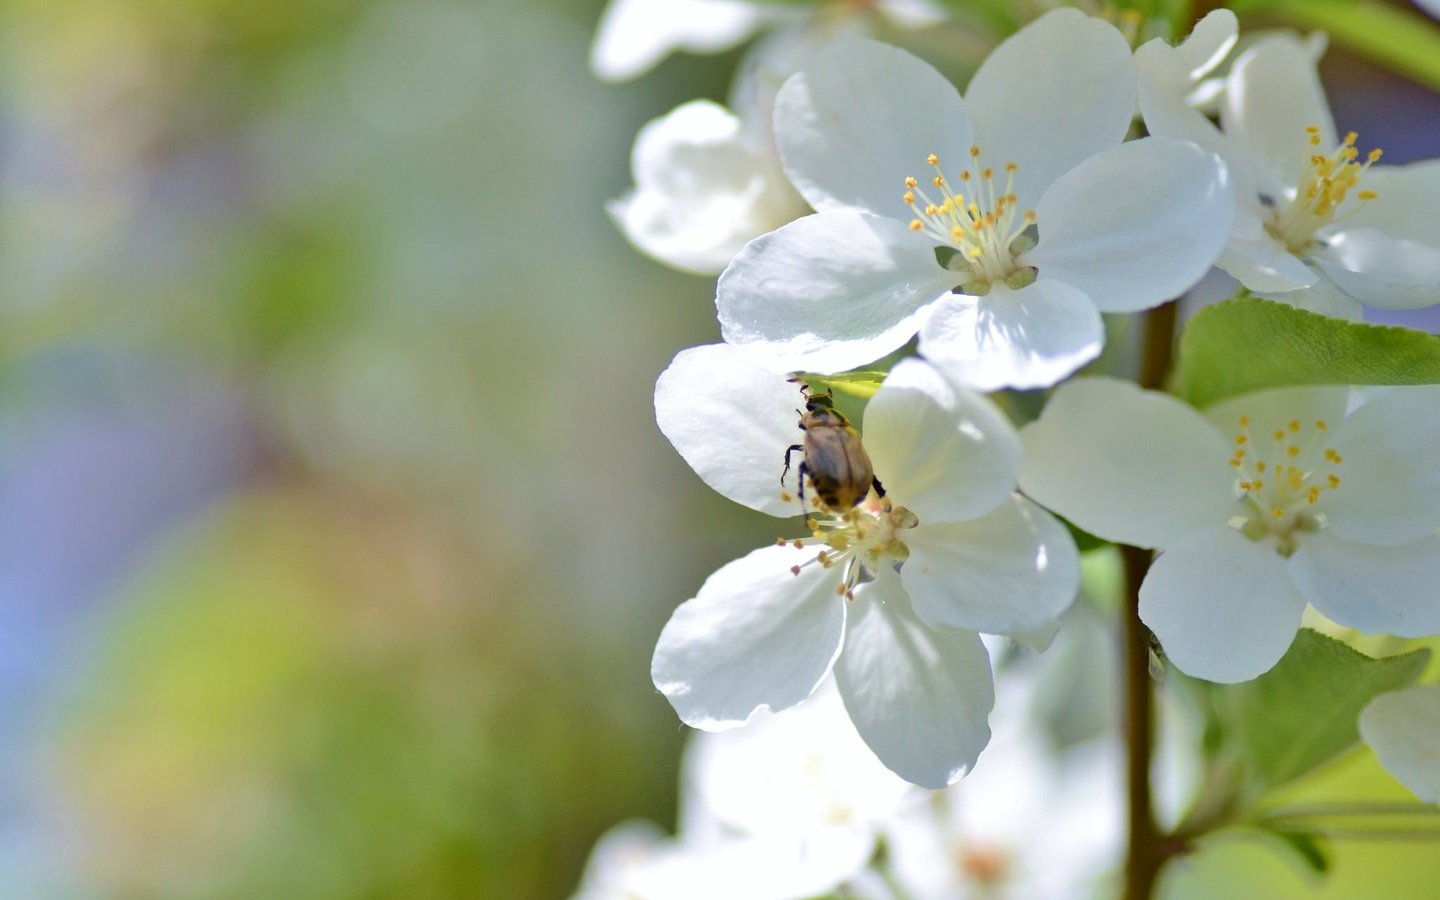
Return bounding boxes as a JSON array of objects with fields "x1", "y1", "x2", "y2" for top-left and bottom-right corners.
[{"x1": 0, "y1": 1, "x2": 1437, "y2": 898}]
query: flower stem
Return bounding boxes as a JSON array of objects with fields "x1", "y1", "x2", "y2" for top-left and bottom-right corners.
[{"x1": 1121, "y1": 300, "x2": 1178, "y2": 900}]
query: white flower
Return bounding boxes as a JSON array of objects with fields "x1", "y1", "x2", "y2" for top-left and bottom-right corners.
[
  {"x1": 1138, "y1": 28, "x2": 1440, "y2": 319},
  {"x1": 1019, "y1": 378, "x2": 1440, "y2": 683},
  {"x1": 589, "y1": 0, "x2": 773, "y2": 83},
  {"x1": 876, "y1": 675, "x2": 1123, "y2": 900},
  {"x1": 715, "y1": 9, "x2": 1234, "y2": 391},
  {"x1": 573, "y1": 682, "x2": 917, "y2": 900},
  {"x1": 1360, "y1": 683, "x2": 1440, "y2": 805},
  {"x1": 589, "y1": 0, "x2": 945, "y2": 83},
  {"x1": 652, "y1": 344, "x2": 1080, "y2": 786},
  {"x1": 571, "y1": 819, "x2": 867, "y2": 900},
  {"x1": 608, "y1": 100, "x2": 807, "y2": 275}
]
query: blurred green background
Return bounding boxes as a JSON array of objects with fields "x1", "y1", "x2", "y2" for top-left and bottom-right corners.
[
  {"x1": 1, "y1": 1, "x2": 1438, "y2": 898},
  {"x1": 0, "y1": 0, "x2": 751, "y2": 895}
]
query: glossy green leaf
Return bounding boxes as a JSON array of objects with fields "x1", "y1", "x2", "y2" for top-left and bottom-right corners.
[
  {"x1": 1175, "y1": 299, "x2": 1440, "y2": 407},
  {"x1": 1231, "y1": 629, "x2": 1430, "y2": 790}
]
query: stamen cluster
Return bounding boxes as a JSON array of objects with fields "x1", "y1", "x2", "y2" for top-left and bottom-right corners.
[
  {"x1": 1227, "y1": 413, "x2": 1344, "y2": 555},
  {"x1": 904, "y1": 147, "x2": 1037, "y2": 294},
  {"x1": 1267, "y1": 127, "x2": 1381, "y2": 252},
  {"x1": 780, "y1": 497, "x2": 920, "y2": 599}
]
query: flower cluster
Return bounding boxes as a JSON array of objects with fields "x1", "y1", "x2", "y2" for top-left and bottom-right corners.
[{"x1": 597, "y1": 1, "x2": 1440, "y2": 881}]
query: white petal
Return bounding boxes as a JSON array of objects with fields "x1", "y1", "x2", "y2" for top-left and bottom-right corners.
[
  {"x1": 1201, "y1": 384, "x2": 1350, "y2": 444},
  {"x1": 1215, "y1": 231, "x2": 1319, "y2": 293},
  {"x1": 1139, "y1": 525, "x2": 1307, "y2": 683},
  {"x1": 1321, "y1": 385, "x2": 1440, "y2": 545},
  {"x1": 965, "y1": 8, "x2": 1135, "y2": 208},
  {"x1": 835, "y1": 574, "x2": 994, "y2": 788},
  {"x1": 1359, "y1": 685, "x2": 1440, "y2": 805},
  {"x1": 1291, "y1": 532, "x2": 1440, "y2": 638},
  {"x1": 774, "y1": 39, "x2": 973, "y2": 215},
  {"x1": 917, "y1": 282, "x2": 1104, "y2": 392},
  {"x1": 717, "y1": 211, "x2": 953, "y2": 373},
  {"x1": 1136, "y1": 39, "x2": 1260, "y2": 206},
  {"x1": 862, "y1": 358, "x2": 1021, "y2": 523},
  {"x1": 1314, "y1": 227, "x2": 1440, "y2": 310},
  {"x1": 612, "y1": 100, "x2": 804, "y2": 274},
  {"x1": 1019, "y1": 378, "x2": 1236, "y2": 549},
  {"x1": 1221, "y1": 36, "x2": 1335, "y2": 198},
  {"x1": 902, "y1": 495, "x2": 1080, "y2": 635},
  {"x1": 1175, "y1": 10, "x2": 1239, "y2": 79},
  {"x1": 654, "y1": 344, "x2": 809, "y2": 517},
  {"x1": 1026, "y1": 137, "x2": 1235, "y2": 313},
  {"x1": 652, "y1": 545, "x2": 846, "y2": 729},
  {"x1": 1346, "y1": 160, "x2": 1440, "y2": 250},
  {"x1": 590, "y1": 0, "x2": 766, "y2": 82},
  {"x1": 685, "y1": 681, "x2": 911, "y2": 840},
  {"x1": 1254, "y1": 275, "x2": 1364, "y2": 321}
]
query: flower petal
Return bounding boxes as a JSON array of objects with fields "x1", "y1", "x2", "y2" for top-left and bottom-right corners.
[
  {"x1": 862, "y1": 358, "x2": 1020, "y2": 523},
  {"x1": 1359, "y1": 685, "x2": 1440, "y2": 805},
  {"x1": 1216, "y1": 232, "x2": 1319, "y2": 293},
  {"x1": 1345, "y1": 160, "x2": 1440, "y2": 250},
  {"x1": 1254, "y1": 276, "x2": 1364, "y2": 321},
  {"x1": 1291, "y1": 532, "x2": 1440, "y2": 638},
  {"x1": 835, "y1": 574, "x2": 994, "y2": 788},
  {"x1": 1321, "y1": 385, "x2": 1440, "y2": 545},
  {"x1": 611, "y1": 100, "x2": 804, "y2": 274},
  {"x1": 1314, "y1": 227, "x2": 1440, "y2": 310},
  {"x1": 917, "y1": 282, "x2": 1104, "y2": 392},
  {"x1": 655, "y1": 343, "x2": 809, "y2": 517},
  {"x1": 1140, "y1": 525, "x2": 1307, "y2": 683},
  {"x1": 902, "y1": 494, "x2": 1080, "y2": 635},
  {"x1": 1175, "y1": 9, "x2": 1239, "y2": 79},
  {"x1": 652, "y1": 545, "x2": 846, "y2": 729},
  {"x1": 590, "y1": 0, "x2": 767, "y2": 82},
  {"x1": 717, "y1": 211, "x2": 953, "y2": 374},
  {"x1": 1026, "y1": 137, "x2": 1235, "y2": 313},
  {"x1": 1019, "y1": 378, "x2": 1236, "y2": 549},
  {"x1": 774, "y1": 39, "x2": 973, "y2": 215},
  {"x1": 1136, "y1": 38, "x2": 1260, "y2": 205},
  {"x1": 1201, "y1": 384, "x2": 1350, "y2": 446},
  {"x1": 965, "y1": 8, "x2": 1135, "y2": 208},
  {"x1": 1221, "y1": 36, "x2": 1335, "y2": 198}
]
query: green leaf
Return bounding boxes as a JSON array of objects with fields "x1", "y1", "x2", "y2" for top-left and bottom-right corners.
[
  {"x1": 1175, "y1": 299, "x2": 1440, "y2": 407},
  {"x1": 1263, "y1": 827, "x2": 1333, "y2": 876},
  {"x1": 792, "y1": 369, "x2": 889, "y2": 399},
  {"x1": 1231, "y1": 629, "x2": 1430, "y2": 790}
]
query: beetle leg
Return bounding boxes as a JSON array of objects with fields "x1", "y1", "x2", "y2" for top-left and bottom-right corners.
[
  {"x1": 797, "y1": 461, "x2": 811, "y2": 516},
  {"x1": 872, "y1": 476, "x2": 886, "y2": 499},
  {"x1": 781, "y1": 444, "x2": 803, "y2": 484}
]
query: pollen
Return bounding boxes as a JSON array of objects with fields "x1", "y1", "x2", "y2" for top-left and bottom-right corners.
[
  {"x1": 776, "y1": 498, "x2": 920, "y2": 597},
  {"x1": 1228, "y1": 411, "x2": 1346, "y2": 554},
  {"x1": 1268, "y1": 127, "x2": 1384, "y2": 253},
  {"x1": 903, "y1": 146, "x2": 1036, "y2": 292}
]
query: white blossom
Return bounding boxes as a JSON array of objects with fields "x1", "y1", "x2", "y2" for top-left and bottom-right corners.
[
  {"x1": 1019, "y1": 378, "x2": 1440, "y2": 683},
  {"x1": 1138, "y1": 27, "x2": 1440, "y2": 319},
  {"x1": 715, "y1": 9, "x2": 1233, "y2": 391},
  {"x1": 608, "y1": 100, "x2": 806, "y2": 275},
  {"x1": 652, "y1": 344, "x2": 1079, "y2": 786}
]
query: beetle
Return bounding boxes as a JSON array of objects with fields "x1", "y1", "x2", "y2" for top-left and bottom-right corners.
[{"x1": 781, "y1": 383, "x2": 885, "y2": 514}]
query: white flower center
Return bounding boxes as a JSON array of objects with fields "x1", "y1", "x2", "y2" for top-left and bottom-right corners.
[
  {"x1": 1265, "y1": 127, "x2": 1381, "y2": 253},
  {"x1": 904, "y1": 146, "x2": 1038, "y2": 295},
  {"x1": 1225, "y1": 413, "x2": 1344, "y2": 556},
  {"x1": 782, "y1": 496, "x2": 920, "y2": 599}
]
